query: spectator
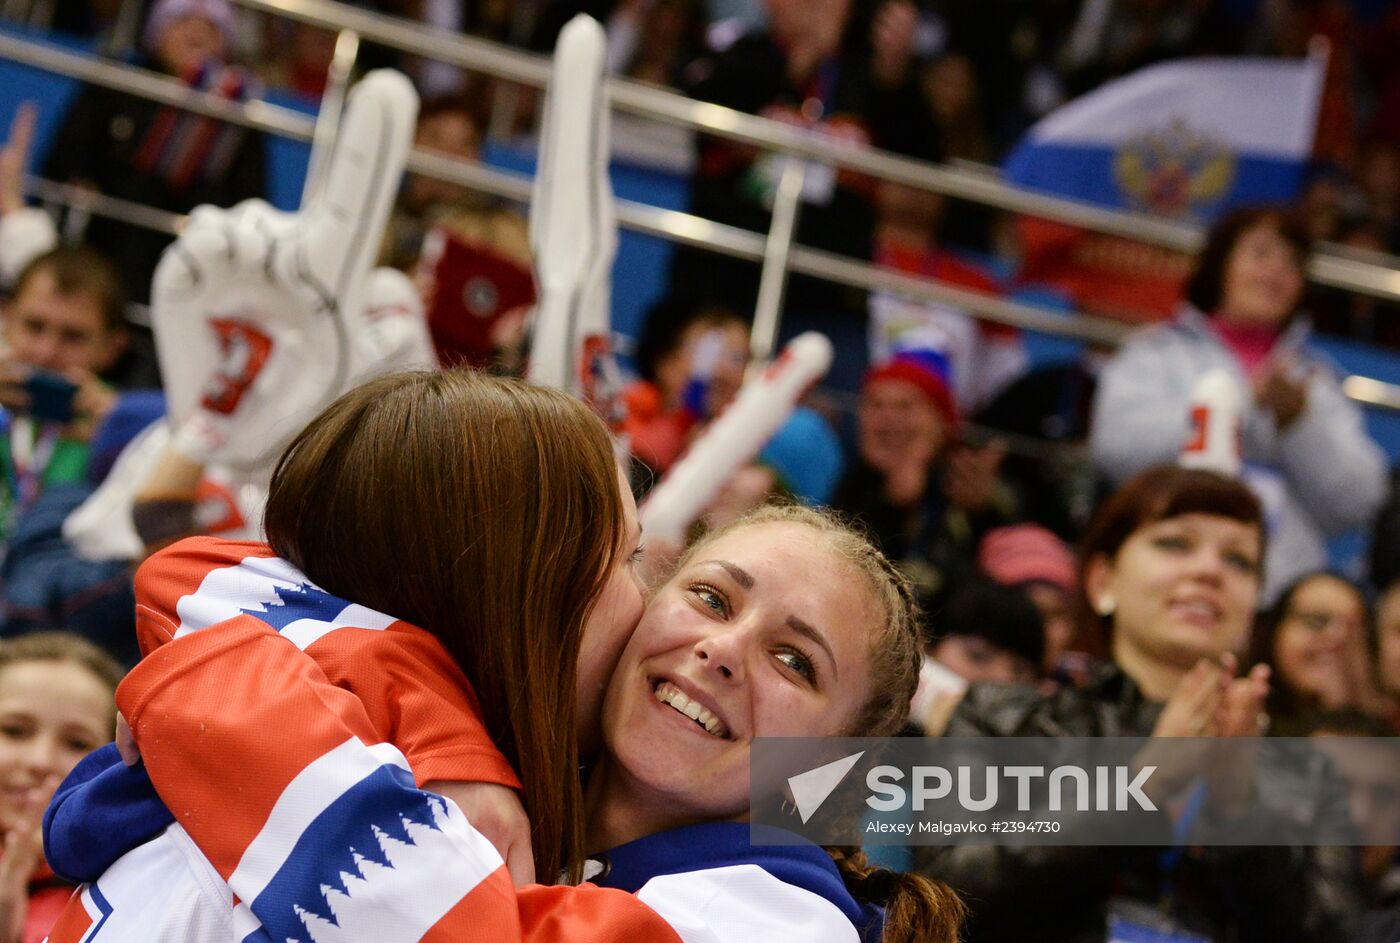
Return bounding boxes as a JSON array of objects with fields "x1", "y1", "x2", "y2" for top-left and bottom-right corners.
[
  {"x1": 926, "y1": 575, "x2": 1044, "y2": 686},
  {"x1": 1090, "y1": 205, "x2": 1387, "y2": 598},
  {"x1": 868, "y1": 180, "x2": 1027, "y2": 414},
  {"x1": 382, "y1": 92, "x2": 534, "y2": 370},
  {"x1": 0, "y1": 102, "x2": 159, "y2": 392},
  {"x1": 623, "y1": 298, "x2": 844, "y2": 543},
  {"x1": 623, "y1": 298, "x2": 749, "y2": 476},
  {"x1": 0, "y1": 632, "x2": 119, "y2": 943},
  {"x1": 668, "y1": 0, "x2": 940, "y2": 392},
  {"x1": 1250, "y1": 571, "x2": 1380, "y2": 735},
  {"x1": 931, "y1": 0, "x2": 1083, "y2": 152},
  {"x1": 915, "y1": 465, "x2": 1360, "y2": 943},
  {"x1": 1308, "y1": 710, "x2": 1400, "y2": 943},
  {"x1": 43, "y1": 0, "x2": 266, "y2": 303},
  {"x1": 1372, "y1": 580, "x2": 1400, "y2": 732},
  {"x1": 0, "y1": 247, "x2": 128, "y2": 540},
  {"x1": 977, "y1": 523, "x2": 1079, "y2": 677},
  {"x1": 976, "y1": 342, "x2": 1107, "y2": 540},
  {"x1": 605, "y1": 0, "x2": 708, "y2": 87},
  {"x1": 832, "y1": 348, "x2": 1015, "y2": 609},
  {"x1": 921, "y1": 52, "x2": 990, "y2": 164},
  {"x1": 0, "y1": 245, "x2": 164, "y2": 664},
  {"x1": 258, "y1": 21, "x2": 339, "y2": 102}
]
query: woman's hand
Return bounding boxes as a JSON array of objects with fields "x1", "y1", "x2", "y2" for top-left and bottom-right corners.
[
  {"x1": 943, "y1": 439, "x2": 1009, "y2": 513},
  {"x1": 0, "y1": 777, "x2": 57, "y2": 943},
  {"x1": 1196, "y1": 658, "x2": 1270, "y2": 820},
  {"x1": 1137, "y1": 659, "x2": 1229, "y2": 805},
  {"x1": 1253, "y1": 357, "x2": 1309, "y2": 430},
  {"x1": 1213, "y1": 659, "x2": 1269, "y2": 738},
  {"x1": 1151, "y1": 658, "x2": 1228, "y2": 738},
  {"x1": 424, "y1": 780, "x2": 535, "y2": 887}
]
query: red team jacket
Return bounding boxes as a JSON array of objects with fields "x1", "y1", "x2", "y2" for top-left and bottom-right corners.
[{"x1": 45, "y1": 539, "x2": 866, "y2": 943}]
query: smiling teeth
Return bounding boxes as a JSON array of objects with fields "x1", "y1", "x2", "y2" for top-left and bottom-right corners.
[{"x1": 654, "y1": 682, "x2": 726, "y2": 738}]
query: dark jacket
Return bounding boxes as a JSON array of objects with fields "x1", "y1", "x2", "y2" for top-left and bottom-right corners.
[
  {"x1": 43, "y1": 59, "x2": 266, "y2": 302},
  {"x1": 914, "y1": 666, "x2": 1362, "y2": 943},
  {"x1": 668, "y1": 31, "x2": 939, "y2": 319},
  {"x1": 831, "y1": 457, "x2": 1014, "y2": 615},
  {"x1": 1, "y1": 484, "x2": 137, "y2": 665}
]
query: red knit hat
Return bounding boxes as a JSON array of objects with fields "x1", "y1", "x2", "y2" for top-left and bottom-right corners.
[
  {"x1": 862, "y1": 350, "x2": 959, "y2": 428},
  {"x1": 978, "y1": 525, "x2": 1076, "y2": 595}
]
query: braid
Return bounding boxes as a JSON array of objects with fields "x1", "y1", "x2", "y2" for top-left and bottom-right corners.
[{"x1": 826, "y1": 846, "x2": 965, "y2": 943}]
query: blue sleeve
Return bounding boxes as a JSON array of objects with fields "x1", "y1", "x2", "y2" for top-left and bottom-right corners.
[{"x1": 42, "y1": 743, "x2": 176, "y2": 882}]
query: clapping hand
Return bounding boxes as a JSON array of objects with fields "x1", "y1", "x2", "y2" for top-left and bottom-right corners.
[
  {"x1": 0, "y1": 775, "x2": 57, "y2": 943},
  {"x1": 1253, "y1": 355, "x2": 1309, "y2": 430}
]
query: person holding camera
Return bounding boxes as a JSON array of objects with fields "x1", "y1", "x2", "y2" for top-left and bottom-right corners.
[{"x1": 0, "y1": 246, "x2": 128, "y2": 541}]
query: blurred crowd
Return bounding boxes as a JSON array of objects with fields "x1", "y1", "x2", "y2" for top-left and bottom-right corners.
[{"x1": 0, "y1": 0, "x2": 1397, "y2": 941}]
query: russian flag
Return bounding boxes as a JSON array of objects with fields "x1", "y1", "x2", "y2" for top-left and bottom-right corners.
[{"x1": 1004, "y1": 54, "x2": 1326, "y2": 222}]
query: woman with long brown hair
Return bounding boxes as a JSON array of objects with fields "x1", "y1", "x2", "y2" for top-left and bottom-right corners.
[
  {"x1": 254, "y1": 367, "x2": 644, "y2": 884},
  {"x1": 44, "y1": 365, "x2": 643, "y2": 926}
]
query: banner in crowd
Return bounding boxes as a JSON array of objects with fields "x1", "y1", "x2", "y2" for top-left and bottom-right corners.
[{"x1": 1003, "y1": 55, "x2": 1326, "y2": 221}]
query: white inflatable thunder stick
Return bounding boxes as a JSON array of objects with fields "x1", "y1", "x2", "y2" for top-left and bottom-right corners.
[
  {"x1": 1179, "y1": 367, "x2": 1244, "y2": 477},
  {"x1": 640, "y1": 332, "x2": 833, "y2": 545},
  {"x1": 527, "y1": 14, "x2": 618, "y2": 407}
]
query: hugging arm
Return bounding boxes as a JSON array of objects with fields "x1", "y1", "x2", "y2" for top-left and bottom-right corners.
[{"x1": 117, "y1": 622, "x2": 852, "y2": 943}]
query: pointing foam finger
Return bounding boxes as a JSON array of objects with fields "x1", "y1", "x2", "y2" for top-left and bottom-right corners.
[
  {"x1": 153, "y1": 208, "x2": 241, "y2": 299},
  {"x1": 301, "y1": 70, "x2": 418, "y2": 302}
]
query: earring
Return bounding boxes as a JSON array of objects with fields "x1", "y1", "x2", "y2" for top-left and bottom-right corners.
[{"x1": 1095, "y1": 594, "x2": 1116, "y2": 617}]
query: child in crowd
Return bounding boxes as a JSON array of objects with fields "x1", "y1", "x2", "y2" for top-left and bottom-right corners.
[
  {"x1": 976, "y1": 523, "x2": 1078, "y2": 678},
  {"x1": 0, "y1": 633, "x2": 119, "y2": 943}
]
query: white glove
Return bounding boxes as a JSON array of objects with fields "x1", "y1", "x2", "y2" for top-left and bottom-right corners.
[{"x1": 152, "y1": 70, "x2": 420, "y2": 474}]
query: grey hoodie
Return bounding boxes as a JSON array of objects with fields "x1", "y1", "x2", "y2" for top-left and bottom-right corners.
[{"x1": 1089, "y1": 307, "x2": 1386, "y2": 599}]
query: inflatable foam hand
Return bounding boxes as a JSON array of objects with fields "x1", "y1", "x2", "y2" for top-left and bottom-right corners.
[
  {"x1": 527, "y1": 15, "x2": 621, "y2": 421},
  {"x1": 640, "y1": 332, "x2": 833, "y2": 545},
  {"x1": 351, "y1": 267, "x2": 437, "y2": 383},
  {"x1": 152, "y1": 70, "x2": 418, "y2": 474}
]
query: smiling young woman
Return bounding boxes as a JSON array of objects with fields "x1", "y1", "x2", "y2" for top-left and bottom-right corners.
[
  {"x1": 0, "y1": 633, "x2": 120, "y2": 943},
  {"x1": 1251, "y1": 571, "x2": 1378, "y2": 734},
  {"x1": 912, "y1": 466, "x2": 1360, "y2": 943}
]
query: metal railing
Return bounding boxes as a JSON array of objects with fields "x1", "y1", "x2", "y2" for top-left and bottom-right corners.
[
  {"x1": 1, "y1": 21, "x2": 1398, "y2": 413},
  {"x1": 229, "y1": 0, "x2": 1400, "y2": 306}
]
